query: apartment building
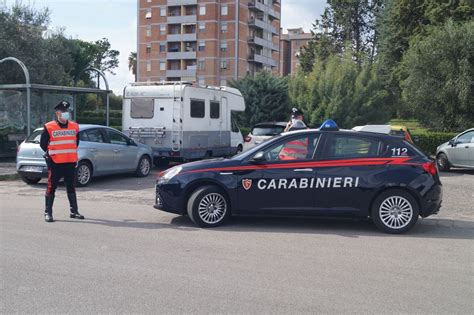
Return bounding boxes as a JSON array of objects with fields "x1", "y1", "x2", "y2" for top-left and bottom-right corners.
[
  {"x1": 137, "y1": 0, "x2": 281, "y2": 86},
  {"x1": 280, "y1": 27, "x2": 312, "y2": 76}
]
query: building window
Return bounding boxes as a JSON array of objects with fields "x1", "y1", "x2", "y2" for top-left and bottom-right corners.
[
  {"x1": 146, "y1": 26, "x2": 151, "y2": 37},
  {"x1": 220, "y1": 41, "x2": 227, "y2": 52},
  {"x1": 199, "y1": 5, "x2": 206, "y2": 16},
  {"x1": 220, "y1": 79, "x2": 227, "y2": 86},
  {"x1": 146, "y1": 61, "x2": 151, "y2": 72},
  {"x1": 146, "y1": 44, "x2": 151, "y2": 54},
  {"x1": 147, "y1": 0, "x2": 152, "y2": 3},
  {"x1": 198, "y1": 22, "x2": 205, "y2": 32},
  {"x1": 220, "y1": 60, "x2": 227, "y2": 69},
  {"x1": 221, "y1": 22, "x2": 228, "y2": 33},
  {"x1": 198, "y1": 77, "x2": 205, "y2": 85},
  {"x1": 160, "y1": 43, "x2": 166, "y2": 52},
  {"x1": 210, "y1": 101, "x2": 220, "y2": 119},
  {"x1": 221, "y1": 5, "x2": 228, "y2": 16},
  {"x1": 159, "y1": 61, "x2": 166, "y2": 71},
  {"x1": 190, "y1": 99, "x2": 205, "y2": 118},
  {"x1": 197, "y1": 60, "x2": 205, "y2": 70},
  {"x1": 145, "y1": 9, "x2": 151, "y2": 19},
  {"x1": 131, "y1": 98, "x2": 154, "y2": 119},
  {"x1": 160, "y1": 7, "x2": 166, "y2": 16},
  {"x1": 198, "y1": 41, "x2": 205, "y2": 51},
  {"x1": 160, "y1": 25, "x2": 166, "y2": 35}
]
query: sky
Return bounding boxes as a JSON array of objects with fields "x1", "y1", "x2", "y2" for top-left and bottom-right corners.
[{"x1": 9, "y1": 0, "x2": 326, "y2": 95}]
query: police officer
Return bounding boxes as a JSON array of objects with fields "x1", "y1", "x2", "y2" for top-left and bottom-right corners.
[
  {"x1": 284, "y1": 108, "x2": 307, "y2": 132},
  {"x1": 40, "y1": 101, "x2": 84, "y2": 222}
]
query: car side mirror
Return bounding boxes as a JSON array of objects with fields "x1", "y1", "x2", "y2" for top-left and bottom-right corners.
[
  {"x1": 250, "y1": 151, "x2": 266, "y2": 163},
  {"x1": 128, "y1": 139, "x2": 136, "y2": 146},
  {"x1": 448, "y1": 139, "x2": 456, "y2": 147}
]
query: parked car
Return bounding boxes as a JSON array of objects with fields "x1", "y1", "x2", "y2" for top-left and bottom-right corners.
[
  {"x1": 352, "y1": 125, "x2": 414, "y2": 143},
  {"x1": 436, "y1": 128, "x2": 474, "y2": 171},
  {"x1": 16, "y1": 124, "x2": 153, "y2": 186},
  {"x1": 243, "y1": 122, "x2": 287, "y2": 151}
]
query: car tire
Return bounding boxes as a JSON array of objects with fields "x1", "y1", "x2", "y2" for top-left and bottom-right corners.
[
  {"x1": 436, "y1": 153, "x2": 451, "y2": 171},
  {"x1": 75, "y1": 161, "x2": 92, "y2": 187},
  {"x1": 187, "y1": 185, "x2": 230, "y2": 228},
  {"x1": 153, "y1": 157, "x2": 169, "y2": 168},
  {"x1": 371, "y1": 189, "x2": 419, "y2": 234},
  {"x1": 135, "y1": 155, "x2": 151, "y2": 177},
  {"x1": 21, "y1": 176, "x2": 41, "y2": 185}
]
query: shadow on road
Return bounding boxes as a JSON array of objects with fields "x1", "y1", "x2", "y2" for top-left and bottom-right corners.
[
  {"x1": 56, "y1": 214, "x2": 474, "y2": 240},
  {"x1": 439, "y1": 169, "x2": 474, "y2": 177}
]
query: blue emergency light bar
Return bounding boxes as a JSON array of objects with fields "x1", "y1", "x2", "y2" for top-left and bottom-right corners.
[{"x1": 320, "y1": 119, "x2": 339, "y2": 131}]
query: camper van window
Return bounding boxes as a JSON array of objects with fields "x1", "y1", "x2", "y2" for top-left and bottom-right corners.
[
  {"x1": 210, "y1": 101, "x2": 220, "y2": 119},
  {"x1": 190, "y1": 99, "x2": 205, "y2": 118},
  {"x1": 131, "y1": 98, "x2": 154, "y2": 119},
  {"x1": 231, "y1": 116, "x2": 239, "y2": 133}
]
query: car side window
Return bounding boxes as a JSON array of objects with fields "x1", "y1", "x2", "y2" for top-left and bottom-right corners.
[
  {"x1": 326, "y1": 135, "x2": 379, "y2": 159},
  {"x1": 457, "y1": 131, "x2": 474, "y2": 144},
  {"x1": 263, "y1": 134, "x2": 319, "y2": 161},
  {"x1": 106, "y1": 130, "x2": 128, "y2": 145},
  {"x1": 78, "y1": 131, "x2": 89, "y2": 142},
  {"x1": 84, "y1": 129, "x2": 105, "y2": 143}
]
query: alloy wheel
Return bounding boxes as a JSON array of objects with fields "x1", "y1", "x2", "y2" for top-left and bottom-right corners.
[
  {"x1": 198, "y1": 193, "x2": 227, "y2": 224},
  {"x1": 379, "y1": 196, "x2": 413, "y2": 229}
]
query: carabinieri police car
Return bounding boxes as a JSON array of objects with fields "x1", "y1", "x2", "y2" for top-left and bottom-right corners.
[{"x1": 154, "y1": 120, "x2": 442, "y2": 233}]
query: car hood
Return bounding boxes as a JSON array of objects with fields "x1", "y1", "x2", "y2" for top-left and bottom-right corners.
[{"x1": 178, "y1": 158, "x2": 241, "y2": 172}]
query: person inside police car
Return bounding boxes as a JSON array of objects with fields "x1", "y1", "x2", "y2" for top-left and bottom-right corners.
[
  {"x1": 284, "y1": 107, "x2": 307, "y2": 132},
  {"x1": 40, "y1": 101, "x2": 84, "y2": 222}
]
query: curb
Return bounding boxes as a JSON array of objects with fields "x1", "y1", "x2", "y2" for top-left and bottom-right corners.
[
  {"x1": 419, "y1": 218, "x2": 474, "y2": 229},
  {"x1": 0, "y1": 173, "x2": 20, "y2": 181}
]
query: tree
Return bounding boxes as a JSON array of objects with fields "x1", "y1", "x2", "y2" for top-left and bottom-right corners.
[
  {"x1": 128, "y1": 52, "x2": 137, "y2": 82},
  {"x1": 229, "y1": 73, "x2": 291, "y2": 127},
  {"x1": 401, "y1": 20, "x2": 473, "y2": 132},
  {"x1": 289, "y1": 52, "x2": 391, "y2": 128}
]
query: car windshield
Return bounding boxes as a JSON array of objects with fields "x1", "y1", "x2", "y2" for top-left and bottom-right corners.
[
  {"x1": 25, "y1": 130, "x2": 42, "y2": 143},
  {"x1": 231, "y1": 134, "x2": 284, "y2": 160},
  {"x1": 252, "y1": 125, "x2": 285, "y2": 136}
]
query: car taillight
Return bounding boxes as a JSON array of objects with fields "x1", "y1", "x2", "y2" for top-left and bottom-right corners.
[
  {"x1": 244, "y1": 135, "x2": 252, "y2": 142},
  {"x1": 422, "y1": 161, "x2": 437, "y2": 176}
]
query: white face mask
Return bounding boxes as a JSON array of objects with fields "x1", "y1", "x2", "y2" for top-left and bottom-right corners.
[{"x1": 60, "y1": 112, "x2": 70, "y2": 121}]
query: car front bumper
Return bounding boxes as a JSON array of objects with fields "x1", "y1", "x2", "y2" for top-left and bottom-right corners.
[{"x1": 153, "y1": 184, "x2": 185, "y2": 215}]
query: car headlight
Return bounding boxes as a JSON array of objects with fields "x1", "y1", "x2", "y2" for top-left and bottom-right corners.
[{"x1": 157, "y1": 166, "x2": 182, "y2": 184}]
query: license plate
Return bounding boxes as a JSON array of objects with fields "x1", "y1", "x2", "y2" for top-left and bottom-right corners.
[{"x1": 22, "y1": 166, "x2": 44, "y2": 173}]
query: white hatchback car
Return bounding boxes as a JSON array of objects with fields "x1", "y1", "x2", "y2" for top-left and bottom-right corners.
[
  {"x1": 436, "y1": 128, "x2": 474, "y2": 171},
  {"x1": 242, "y1": 122, "x2": 287, "y2": 152}
]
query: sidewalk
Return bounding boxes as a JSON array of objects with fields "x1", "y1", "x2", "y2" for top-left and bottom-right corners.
[{"x1": 0, "y1": 160, "x2": 18, "y2": 180}]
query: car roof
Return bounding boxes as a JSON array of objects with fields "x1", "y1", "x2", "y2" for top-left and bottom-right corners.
[
  {"x1": 282, "y1": 128, "x2": 400, "y2": 140},
  {"x1": 253, "y1": 122, "x2": 288, "y2": 127}
]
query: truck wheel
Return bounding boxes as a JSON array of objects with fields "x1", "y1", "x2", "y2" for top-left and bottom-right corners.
[
  {"x1": 436, "y1": 153, "x2": 450, "y2": 171},
  {"x1": 371, "y1": 189, "x2": 419, "y2": 234},
  {"x1": 135, "y1": 155, "x2": 151, "y2": 177},
  {"x1": 153, "y1": 157, "x2": 169, "y2": 168},
  {"x1": 21, "y1": 176, "x2": 41, "y2": 185},
  {"x1": 187, "y1": 185, "x2": 230, "y2": 227}
]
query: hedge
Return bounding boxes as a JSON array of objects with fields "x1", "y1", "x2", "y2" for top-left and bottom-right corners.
[
  {"x1": 76, "y1": 116, "x2": 122, "y2": 126},
  {"x1": 412, "y1": 132, "x2": 457, "y2": 156},
  {"x1": 79, "y1": 110, "x2": 122, "y2": 118}
]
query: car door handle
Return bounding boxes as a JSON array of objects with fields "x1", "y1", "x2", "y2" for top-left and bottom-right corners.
[
  {"x1": 114, "y1": 149, "x2": 120, "y2": 153},
  {"x1": 89, "y1": 148, "x2": 97, "y2": 152},
  {"x1": 220, "y1": 172, "x2": 233, "y2": 175},
  {"x1": 294, "y1": 168, "x2": 313, "y2": 172}
]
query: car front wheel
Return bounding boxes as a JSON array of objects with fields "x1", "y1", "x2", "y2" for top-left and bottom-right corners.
[
  {"x1": 436, "y1": 153, "x2": 450, "y2": 171},
  {"x1": 371, "y1": 189, "x2": 419, "y2": 234},
  {"x1": 187, "y1": 185, "x2": 230, "y2": 227},
  {"x1": 75, "y1": 161, "x2": 92, "y2": 187},
  {"x1": 135, "y1": 155, "x2": 151, "y2": 177}
]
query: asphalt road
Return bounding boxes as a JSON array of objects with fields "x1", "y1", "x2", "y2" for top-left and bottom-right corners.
[{"x1": 1, "y1": 169, "x2": 473, "y2": 313}]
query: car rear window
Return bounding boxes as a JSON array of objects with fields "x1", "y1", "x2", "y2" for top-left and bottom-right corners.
[
  {"x1": 252, "y1": 126, "x2": 285, "y2": 136},
  {"x1": 26, "y1": 130, "x2": 42, "y2": 143}
]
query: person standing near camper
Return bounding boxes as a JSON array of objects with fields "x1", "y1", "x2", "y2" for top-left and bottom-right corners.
[
  {"x1": 284, "y1": 108, "x2": 307, "y2": 132},
  {"x1": 40, "y1": 101, "x2": 84, "y2": 222}
]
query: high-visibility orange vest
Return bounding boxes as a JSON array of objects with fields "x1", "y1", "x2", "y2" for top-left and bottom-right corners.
[
  {"x1": 279, "y1": 138, "x2": 309, "y2": 160},
  {"x1": 45, "y1": 120, "x2": 79, "y2": 164}
]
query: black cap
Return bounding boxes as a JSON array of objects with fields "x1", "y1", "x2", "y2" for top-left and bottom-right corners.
[
  {"x1": 54, "y1": 101, "x2": 70, "y2": 111},
  {"x1": 291, "y1": 107, "x2": 303, "y2": 118}
]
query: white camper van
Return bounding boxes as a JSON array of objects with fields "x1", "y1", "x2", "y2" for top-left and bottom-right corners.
[{"x1": 122, "y1": 82, "x2": 245, "y2": 166}]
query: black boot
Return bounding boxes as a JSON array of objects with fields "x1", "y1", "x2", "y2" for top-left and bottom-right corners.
[
  {"x1": 45, "y1": 194, "x2": 55, "y2": 222},
  {"x1": 67, "y1": 192, "x2": 84, "y2": 219}
]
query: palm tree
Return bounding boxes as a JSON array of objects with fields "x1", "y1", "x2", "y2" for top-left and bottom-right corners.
[{"x1": 128, "y1": 52, "x2": 137, "y2": 82}]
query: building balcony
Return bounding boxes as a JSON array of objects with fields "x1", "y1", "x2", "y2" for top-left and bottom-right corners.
[
  {"x1": 248, "y1": 36, "x2": 279, "y2": 51},
  {"x1": 167, "y1": 33, "x2": 197, "y2": 42},
  {"x1": 248, "y1": 53, "x2": 278, "y2": 67},
  {"x1": 167, "y1": 15, "x2": 197, "y2": 24},
  {"x1": 166, "y1": 68, "x2": 197, "y2": 78},
  {"x1": 248, "y1": 18, "x2": 278, "y2": 35},
  {"x1": 167, "y1": 51, "x2": 197, "y2": 60},
  {"x1": 167, "y1": 0, "x2": 197, "y2": 5},
  {"x1": 248, "y1": 1, "x2": 281, "y2": 20}
]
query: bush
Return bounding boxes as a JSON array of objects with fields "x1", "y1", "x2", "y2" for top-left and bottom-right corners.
[
  {"x1": 76, "y1": 116, "x2": 121, "y2": 126},
  {"x1": 412, "y1": 132, "x2": 457, "y2": 156},
  {"x1": 240, "y1": 127, "x2": 250, "y2": 137},
  {"x1": 79, "y1": 110, "x2": 122, "y2": 118}
]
